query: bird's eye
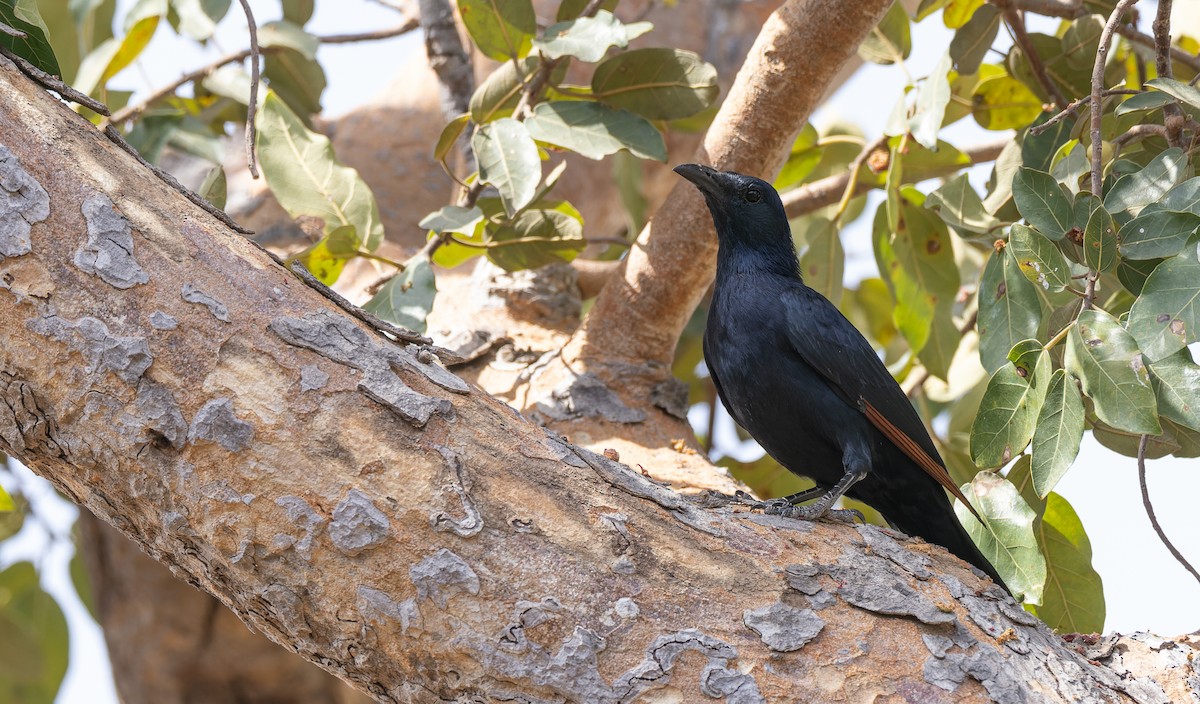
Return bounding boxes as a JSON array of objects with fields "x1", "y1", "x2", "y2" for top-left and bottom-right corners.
[{"x1": 745, "y1": 187, "x2": 761, "y2": 203}]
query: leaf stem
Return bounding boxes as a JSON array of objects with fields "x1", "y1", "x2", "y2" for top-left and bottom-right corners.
[
  {"x1": 1042, "y1": 320, "x2": 1074, "y2": 351},
  {"x1": 1138, "y1": 434, "x2": 1200, "y2": 588}
]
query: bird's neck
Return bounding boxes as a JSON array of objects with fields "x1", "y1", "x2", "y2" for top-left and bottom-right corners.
[{"x1": 715, "y1": 235, "x2": 802, "y2": 282}]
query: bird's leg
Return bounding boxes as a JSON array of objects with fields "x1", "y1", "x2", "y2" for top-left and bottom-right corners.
[
  {"x1": 765, "y1": 460, "x2": 868, "y2": 523},
  {"x1": 732, "y1": 486, "x2": 824, "y2": 511}
]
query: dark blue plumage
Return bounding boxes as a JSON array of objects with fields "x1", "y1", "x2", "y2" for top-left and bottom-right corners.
[{"x1": 675, "y1": 163, "x2": 1006, "y2": 591}]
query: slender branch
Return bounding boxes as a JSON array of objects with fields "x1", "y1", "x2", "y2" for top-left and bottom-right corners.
[
  {"x1": 1091, "y1": 0, "x2": 1138, "y2": 196},
  {"x1": 1112, "y1": 122, "x2": 1168, "y2": 155},
  {"x1": 1001, "y1": 4, "x2": 1068, "y2": 108},
  {"x1": 1117, "y1": 24, "x2": 1200, "y2": 74},
  {"x1": 418, "y1": 0, "x2": 474, "y2": 120},
  {"x1": 834, "y1": 135, "x2": 888, "y2": 225},
  {"x1": 1138, "y1": 434, "x2": 1200, "y2": 588},
  {"x1": 236, "y1": 0, "x2": 261, "y2": 178},
  {"x1": 0, "y1": 45, "x2": 110, "y2": 114},
  {"x1": 1081, "y1": 271, "x2": 1098, "y2": 310},
  {"x1": 105, "y1": 22, "x2": 419, "y2": 127},
  {"x1": 1152, "y1": 0, "x2": 1184, "y2": 148},
  {"x1": 1028, "y1": 89, "x2": 1141, "y2": 136},
  {"x1": 0, "y1": 20, "x2": 26, "y2": 38},
  {"x1": 781, "y1": 139, "x2": 1008, "y2": 219}
]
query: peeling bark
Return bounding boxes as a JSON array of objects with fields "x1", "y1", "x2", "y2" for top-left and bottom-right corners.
[{"x1": 0, "y1": 56, "x2": 1193, "y2": 703}]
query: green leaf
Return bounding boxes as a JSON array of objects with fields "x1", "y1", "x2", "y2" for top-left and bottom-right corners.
[
  {"x1": 362, "y1": 254, "x2": 437, "y2": 333},
  {"x1": 921, "y1": 310, "x2": 960, "y2": 381},
  {"x1": 1114, "y1": 90, "x2": 1178, "y2": 116},
  {"x1": 420, "y1": 205, "x2": 483, "y2": 236},
  {"x1": 773, "y1": 123, "x2": 822, "y2": 191},
  {"x1": 473, "y1": 118, "x2": 541, "y2": 217},
  {"x1": 943, "y1": 0, "x2": 983, "y2": 28},
  {"x1": 1031, "y1": 369, "x2": 1084, "y2": 497},
  {"x1": 282, "y1": 0, "x2": 314, "y2": 25},
  {"x1": 1103, "y1": 148, "x2": 1187, "y2": 216},
  {"x1": 908, "y1": 52, "x2": 953, "y2": 150},
  {"x1": 524, "y1": 101, "x2": 666, "y2": 161},
  {"x1": 1035, "y1": 493, "x2": 1105, "y2": 633},
  {"x1": 469, "y1": 56, "x2": 534, "y2": 124},
  {"x1": 1009, "y1": 223, "x2": 1070, "y2": 292},
  {"x1": 977, "y1": 247, "x2": 1042, "y2": 373},
  {"x1": 1116, "y1": 256, "x2": 1161, "y2": 296},
  {"x1": 925, "y1": 172, "x2": 996, "y2": 235},
  {"x1": 1146, "y1": 77, "x2": 1200, "y2": 113},
  {"x1": 858, "y1": 1, "x2": 911, "y2": 65},
  {"x1": 592, "y1": 48, "x2": 718, "y2": 120},
  {"x1": 0, "y1": 486, "x2": 13, "y2": 512},
  {"x1": 1083, "y1": 201, "x2": 1116, "y2": 272},
  {"x1": 1050, "y1": 140, "x2": 1089, "y2": 195},
  {"x1": 73, "y1": 0, "x2": 163, "y2": 95},
  {"x1": 971, "y1": 353, "x2": 1044, "y2": 468},
  {"x1": 915, "y1": 0, "x2": 949, "y2": 21},
  {"x1": 873, "y1": 201, "x2": 959, "y2": 358},
  {"x1": 434, "y1": 113, "x2": 470, "y2": 166},
  {"x1": 796, "y1": 217, "x2": 843, "y2": 306},
  {"x1": 263, "y1": 46, "x2": 326, "y2": 118},
  {"x1": 170, "y1": 0, "x2": 231, "y2": 41},
  {"x1": 457, "y1": 0, "x2": 535, "y2": 61},
  {"x1": 1065, "y1": 309, "x2": 1160, "y2": 434},
  {"x1": 1147, "y1": 350, "x2": 1200, "y2": 431},
  {"x1": 1118, "y1": 210, "x2": 1200, "y2": 260},
  {"x1": 1013, "y1": 167, "x2": 1074, "y2": 240},
  {"x1": 531, "y1": 10, "x2": 649, "y2": 63},
  {"x1": 1159, "y1": 176, "x2": 1200, "y2": 215},
  {"x1": 0, "y1": 562, "x2": 69, "y2": 704},
  {"x1": 294, "y1": 225, "x2": 360, "y2": 285},
  {"x1": 972, "y1": 74, "x2": 1042, "y2": 130},
  {"x1": 0, "y1": 0, "x2": 61, "y2": 76},
  {"x1": 1060, "y1": 14, "x2": 1103, "y2": 71},
  {"x1": 486, "y1": 208, "x2": 585, "y2": 271},
  {"x1": 1022, "y1": 112, "x2": 1074, "y2": 173},
  {"x1": 259, "y1": 19, "x2": 318, "y2": 59},
  {"x1": 198, "y1": 166, "x2": 226, "y2": 210},
  {"x1": 948, "y1": 4, "x2": 999, "y2": 75},
  {"x1": 1127, "y1": 239, "x2": 1200, "y2": 361},
  {"x1": 556, "y1": 0, "x2": 617, "y2": 21},
  {"x1": 958, "y1": 473, "x2": 1046, "y2": 604},
  {"x1": 255, "y1": 92, "x2": 385, "y2": 250}
]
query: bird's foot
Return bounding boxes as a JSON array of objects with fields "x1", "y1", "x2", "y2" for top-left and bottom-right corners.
[{"x1": 763, "y1": 502, "x2": 865, "y2": 524}]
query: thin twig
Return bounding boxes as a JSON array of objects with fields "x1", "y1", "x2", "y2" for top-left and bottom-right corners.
[
  {"x1": 1138, "y1": 434, "x2": 1200, "y2": 588},
  {"x1": 0, "y1": 20, "x2": 27, "y2": 38},
  {"x1": 0, "y1": 45, "x2": 111, "y2": 115},
  {"x1": 1117, "y1": 24, "x2": 1200, "y2": 74},
  {"x1": 834, "y1": 135, "x2": 888, "y2": 225},
  {"x1": 1081, "y1": 271, "x2": 1098, "y2": 310},
  {"x1": 105, "y1": 22, "x2": 418, "y2": 126},
  {"x1": 1091, "y1": 0, "x2": 1139, "y2": 196},
  {"x1": 1112, "y1": 122, "x2": 1168, "y2": 155},
  {"x1": 1152, "y1": 0, "x2": 1184, "y2": 148},
  {"x1": 781, "y1": 139, "x2": 1008, "y2": 219},
  {"x1": 1028, "y1": 89, "x2": 1141, "y2": 136},
  {"x1": 1002, "y1": 4, "x2": 1068, "y2": 108},
  {"x1": 236, "y1": 0, "x2": 261, "y2": 178},
  {"x1": 103, "y1": 124, "x2": 253, "y2": 234}
]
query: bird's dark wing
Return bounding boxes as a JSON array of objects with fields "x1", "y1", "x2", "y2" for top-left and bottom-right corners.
[{"x1": 780, "y1": 286, "x2": 978, "y2": 517}]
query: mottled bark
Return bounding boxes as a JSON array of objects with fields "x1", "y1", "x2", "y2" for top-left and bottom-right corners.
[
  {"x1": 78, "y1": 513, "x2": 368, "y2": 704},
  {"x1": 0, "y1": 56, "x2": 1190, "y2": 704}
]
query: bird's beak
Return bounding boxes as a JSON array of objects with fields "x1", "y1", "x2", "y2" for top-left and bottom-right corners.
[{"x1": 674, "y1": 163, "x2": 722, "y2": 198}]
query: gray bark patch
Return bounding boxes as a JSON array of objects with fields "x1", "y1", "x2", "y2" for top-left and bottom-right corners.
[
  {"x1": 74, "y1": 193, "x2": 148, "y2": 289},
  {"x1": 132, "y1": 380, "x2": 187, "y2": 449},
  {"x1": 832, "y1": 550, "x2": 957, "y2": 625},
  {"x1": 148, "y1": 311, "x2": 178, "y2": 330},
  {"x1": 356, "y1": 586, "x2": 422, "y2": 634},
  {"x1": 616, "y1": 629, "x2": 761, "y2": 703},
  {"x1": 409, "y1": 548, "x2": 479, "y2": 608},
  {"x1": 651, "y1": 377, "x2": 690, "y2": 420},
  {"x1": 270, "y1": 311, "x2": 459, "y2": 426},
  {"x1": 181, "y1": 283, "x2": 230, "y2": 322},
  {"x1": 299, "y1": 364, "x2": 328, "y2": 391},
  {"x1": 275, "y1": 495, "x2": 324, "y2": 561},
  {"x1": 430, "y1": 446, "x2": 482, "y2": 537},
  {"x1": 742, "y1": 602, "x2": 825, "y2": 652},
  {"x1": 536, "y1": 372, "x2": 645, "y2": 423},
  {"x1": 187, "y1": 397, "x2": 254, "y2": 451},
  {"x1": 0, "y1": 145, "x2": 50, "y2": 258},
  {"x1": 27, "y1": 314, "x2": 152, "y2": 383},
  {"x1": 329, "y1": 489, "x2": 390, "y2": 556}
]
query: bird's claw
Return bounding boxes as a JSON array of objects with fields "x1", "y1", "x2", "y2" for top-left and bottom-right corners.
[{"x1": 762, "y1": 502, "x2": 865, "y2": 525}]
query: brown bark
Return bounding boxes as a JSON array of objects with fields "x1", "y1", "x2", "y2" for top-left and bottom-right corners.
[
  {"x1": 0, "y1": 56, "x2": 1188, "y2": 703},
  {"x1": 78, "y1": 513, "x2": 369, "y2": 704}
]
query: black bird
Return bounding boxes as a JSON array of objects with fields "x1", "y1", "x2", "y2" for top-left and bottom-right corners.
[{"x1": 675, "y1": 163, "x2": 1007, "y2": 591}]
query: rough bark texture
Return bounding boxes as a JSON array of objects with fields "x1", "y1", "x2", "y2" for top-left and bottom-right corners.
[
  {"x1": 0, "y1": 57, "x2": 1192, "y2": 703},
  {"x1": 78, "y1": 513, "x2": 369, "y2": 704}
]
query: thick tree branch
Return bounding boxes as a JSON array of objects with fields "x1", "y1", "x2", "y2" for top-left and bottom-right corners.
[
  {"x1": 567, "y1": 0, "x2": 895, "y2": 369},
  {"x1": 0, "y1": 54, "x2": 1183, "y2": 703}
]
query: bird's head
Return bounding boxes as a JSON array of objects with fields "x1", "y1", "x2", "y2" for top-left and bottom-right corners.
[{"x1": 673, "y1": 164, "x2": 789, "y2": 246}]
